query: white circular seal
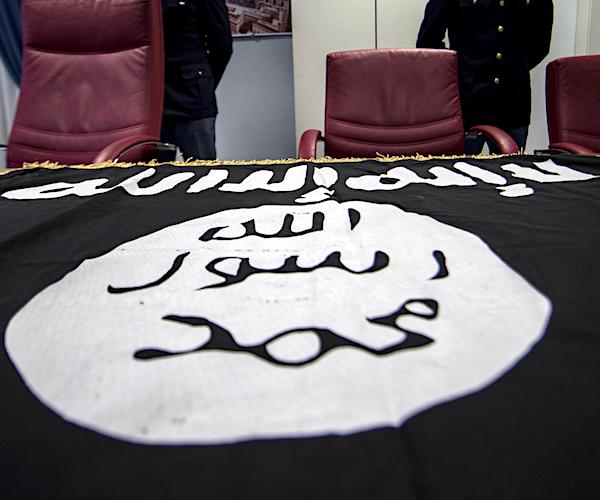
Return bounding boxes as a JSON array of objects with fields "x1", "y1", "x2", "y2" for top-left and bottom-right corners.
[{"x1": 5, "y1": 201, "x2": 551, "y2": 444}]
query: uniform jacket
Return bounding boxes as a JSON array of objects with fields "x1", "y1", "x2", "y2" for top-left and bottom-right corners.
[
  {"x1": 162, "y1": 0, "x2": 233, "y2": 120},
  {"x1": 417, "y1": 0, "x2": 553, "y2": 130}
]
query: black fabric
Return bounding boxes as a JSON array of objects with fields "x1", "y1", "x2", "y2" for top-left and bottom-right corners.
[
  {"x1": 1, "y1": 155, "x2": 599, "y2": 499},
  {"x1": 417, "y1": 0, "x2": 553, "y2": 130},
  {"x1": 161, "y1": 0, "x2": 233, "y2": 120},
  {"x1": 0, "y1": 0, "x2": 22, "y2": 85}
]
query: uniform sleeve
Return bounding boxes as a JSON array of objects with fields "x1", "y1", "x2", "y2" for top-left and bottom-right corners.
[
  {"x1": 527, "y1": 0, "x2": 554, "y2": 70},
  {"x1": 201, "y1": 0, "x2": 233, "y2": 88},
  {"x1": 416, "y1": 0, "x2": 452, "y2": 49}
]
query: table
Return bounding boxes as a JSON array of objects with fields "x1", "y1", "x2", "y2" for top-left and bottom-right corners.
[{"x1": 1, "y1": 154, "x2": 599, "y2": 498}]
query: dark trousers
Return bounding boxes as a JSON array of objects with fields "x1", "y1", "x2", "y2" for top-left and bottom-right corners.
[
  {"x1": 464, "y1": 126, "x2": 529, "y2": 155},
  {"x1": 161, "y1": 116, "x2": 217, "y2": 160}
]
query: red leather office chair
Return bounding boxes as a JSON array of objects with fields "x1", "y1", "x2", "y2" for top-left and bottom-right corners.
[
  {"x1": 6, "y1": 0, "x2": 166, "y2": 168},
  {"x1": 546, "y1": 54, "x2": 600, "y2": 154},
  {"x1": 298, "y1": 49, "x2": 518, "y2": 159}
]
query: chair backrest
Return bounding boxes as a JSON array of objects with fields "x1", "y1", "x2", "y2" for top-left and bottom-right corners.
[
  {"x1": 546, "y1": 54, "x2": 600, "y2": 152},
  {"x1": 323, "y1": 49, "x2": 465, "y2": 158},
  {"x1": 7, "y1": 0, "x2": 164, "y2": 167}
]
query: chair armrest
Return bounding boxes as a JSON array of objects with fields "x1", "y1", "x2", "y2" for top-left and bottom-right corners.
[
  {"x1": 469, "y1": 125, "x2": 519, "y2": 154},
  {"x1": 93, "y1": 135, "x2": 176, "y2": 163},
  {"x1": 548, "y1": 142, "x2": 596, "y2": 155},
  {"x1": 298, "y1": 129, "x2": 323, "y2": 159}
]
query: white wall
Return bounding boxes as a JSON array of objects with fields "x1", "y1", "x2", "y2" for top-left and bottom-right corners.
[
  {"x1": 377, "y1": 0, "x2": 426, "y2": 49},
  {"x1": 588, "y1": 0, "x2": 600, "y2": 53},
  {"x1": 528, "y1": 0, "x2": 579, "y2": 151},
  {"x1": 292, "y1": 0, "x2": 588, "y2": 154},
  {"x1": 574, "y1": 0, "x2": 600, "y2": 54},
  {"x1": 0, "y1": 63, "x2": 19, "y2": 168},
  {"x1": 216, "y1": 35, "x2": 296, "y2": 160},
  {"x1": 291, "y1": 0, "x2": 376, "y2": 149}
]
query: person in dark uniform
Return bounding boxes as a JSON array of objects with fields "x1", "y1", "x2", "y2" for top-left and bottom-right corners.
[
  {"x1": 161, "y1": 0, "x2": 233, "y2": 160},
  {"x1": 417, "y1": 0, "x2": 553, "y2": 153}
]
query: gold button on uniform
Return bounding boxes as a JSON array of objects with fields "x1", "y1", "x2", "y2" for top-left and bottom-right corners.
[
  {"x1": 494, "y1": 77, "x2": 500, "y2": 85},
  {"x1": 499, "y1": 0, "x2": 505, "y2": 6},
  {"x1": 496, "y1": 52, "x2": 503, "y2": 60},
  {"x1": 497, "y1": 25, "x2": 504, "y2": 33}
]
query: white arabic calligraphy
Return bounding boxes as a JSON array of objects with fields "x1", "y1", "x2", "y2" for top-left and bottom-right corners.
[{"x1": 2, "y1": 160, "x2": 596, "y2": 201}]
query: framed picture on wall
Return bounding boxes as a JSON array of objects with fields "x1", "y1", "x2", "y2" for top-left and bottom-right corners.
[{"x1": 226, "y1": 0, "x2": 292, "y2": 36}]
